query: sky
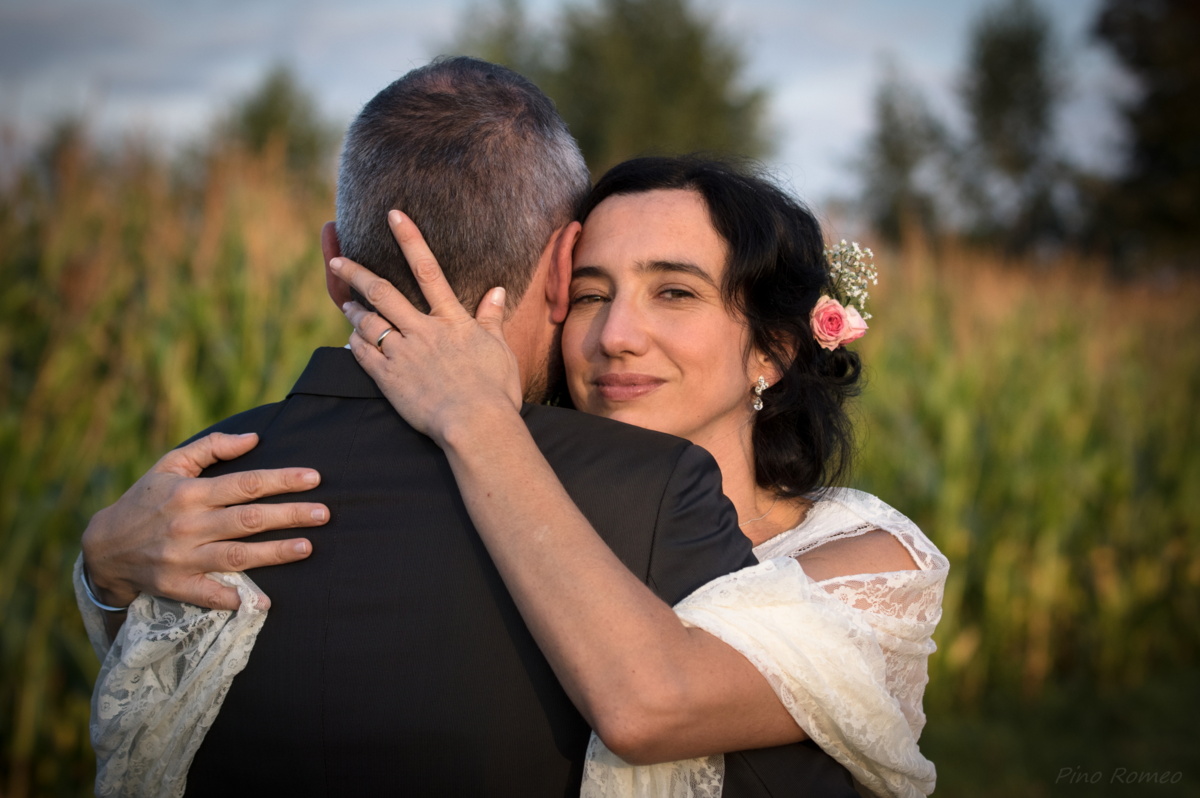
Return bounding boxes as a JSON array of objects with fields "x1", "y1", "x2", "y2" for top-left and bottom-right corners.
[{"x1": 0, "y1": 0, "x2": 1129, "y2": 205}]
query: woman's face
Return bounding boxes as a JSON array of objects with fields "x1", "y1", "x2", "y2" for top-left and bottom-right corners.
[{"x1": 563, "y1": 189, "x2": 763, "y2": 449}]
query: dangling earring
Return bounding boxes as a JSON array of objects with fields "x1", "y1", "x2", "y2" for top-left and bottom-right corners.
[{"x1": 752, "y1": 376, "x2": 769, "y2": 411}]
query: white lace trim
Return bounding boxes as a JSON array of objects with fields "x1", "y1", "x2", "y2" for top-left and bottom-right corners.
[
  {"x1": 74, "y1": 557, "x2": 268, "y2": 798},
  {"x1": 581, "y1": 489, "x2": 946, "y2": 798},
  {"x1": 583, "y1": 736, "x2": 725, "y2": 798}
]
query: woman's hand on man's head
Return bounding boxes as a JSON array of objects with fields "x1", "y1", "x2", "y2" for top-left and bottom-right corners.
[{"x1": 334, "y1": 209, "x2": 523, "y2": 450}]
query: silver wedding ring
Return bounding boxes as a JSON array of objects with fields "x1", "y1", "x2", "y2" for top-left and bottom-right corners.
[{"x1": 375, "y1": 327, "x2": 395, "y2": 348}]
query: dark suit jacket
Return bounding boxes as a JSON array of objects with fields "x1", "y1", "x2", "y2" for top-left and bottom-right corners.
[{"x1": 184, "y1": 347, "x2": 855, "y2": 797}]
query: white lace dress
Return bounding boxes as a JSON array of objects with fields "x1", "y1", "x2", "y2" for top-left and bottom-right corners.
[{"x1": 581, "y1": 488, "x2": 948, "y2": 798}]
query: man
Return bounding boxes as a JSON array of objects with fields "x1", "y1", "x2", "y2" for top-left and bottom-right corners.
[{"x1": 79, "y1": 57, "x2": 857, "y2": 796}]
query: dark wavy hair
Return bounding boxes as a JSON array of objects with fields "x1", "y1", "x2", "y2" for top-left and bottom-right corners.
[{"x1": 577, "y1": 156, "x2": 862, "y2": 497}]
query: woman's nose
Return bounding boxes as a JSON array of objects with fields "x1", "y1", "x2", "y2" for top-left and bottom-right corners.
[{"x1": 596, "y1": 297, "x2": 649, "y2": 357}]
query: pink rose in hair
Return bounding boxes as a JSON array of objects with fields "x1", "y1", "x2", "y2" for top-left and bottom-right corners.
[{"x1": 811, "y1": 295, "x2": 868, "y2": 351}]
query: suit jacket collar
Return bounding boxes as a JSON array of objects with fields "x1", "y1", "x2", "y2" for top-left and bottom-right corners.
[
  {"x1": 289, "y1": 347, "x2": 542, "y2": 420},
  {"x1": 288, "y1": 347, "x2": 386, "y2": 400}
]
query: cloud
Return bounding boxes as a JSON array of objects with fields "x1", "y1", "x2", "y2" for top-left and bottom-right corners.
[
  {"x1": 0, "y1": 2, "x2": 151, "y2": 78},
  {"x1": 0, "y1": 0, "x2": 1120, "y2": 200}
]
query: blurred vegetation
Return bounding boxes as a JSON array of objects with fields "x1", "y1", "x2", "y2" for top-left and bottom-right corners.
[
  {"x1": 450, "y1": 0, "x2": 771, "y2": 176},
  {"x1": 853, "y1": 234, "x2": 1200, "y2": 691},
  {"x1": 3, "y1": 121, "x2": 1197, "y2": 795},
  {"x1": 0, "y1": 71, "x2": 341, "y2": 798},
  {"x1": 922, "y1": 667, "x2": 1199, "y2": 796},
  {"x1": 2, "y1": 8, "x2": 1199, "y2": 793}
]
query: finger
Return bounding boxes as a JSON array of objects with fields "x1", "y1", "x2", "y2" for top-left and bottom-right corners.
[
  {"x1": 341, "y1": 300, "x2": 372, "y2": 330},
  {"x1": 187, "y1": 500, "x2": 330, "y2": 541},
  {"x1": 157, "y1": 432, "x2": 260, "y2": 478},
  {"x1": 202, "y1": 467, "x2": 323, "y2": 507},
  {"x1": 343, "y1": 302, "x2": 397, "y2": 347},
  {"x1": 177, "y1": 575, "x2": 247, "y2": 612},
  {"x1": 328, "y1": 255, "x2": 416, "y2": 330},
  {"x1": 205, "y1": 538, "x2": 313, "y2": 574},
  {"x1": 388, "y1": 210, "x2": 467, "y2": 318},
  {"x1": 348, "y1": 326, "x2": 389, "y2": 370},
  {"x1": 474, "y1": 287, "x2": 508, "y2": 339}
]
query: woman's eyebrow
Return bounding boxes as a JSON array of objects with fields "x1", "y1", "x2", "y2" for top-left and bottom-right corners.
[
  {"x1": 639, "y1": 260, "x2": 717, "y2": 287},
  {"x1": 570, "y1": 260, "x2": 718, "y2": 287},
  {"x1": 570, "y1": 264, "x2": 608, "y2": 280}
]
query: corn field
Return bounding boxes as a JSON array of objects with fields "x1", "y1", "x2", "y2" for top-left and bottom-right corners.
[{"x1": 2, "y1": 131, "x2": 1198, "y2": 796}]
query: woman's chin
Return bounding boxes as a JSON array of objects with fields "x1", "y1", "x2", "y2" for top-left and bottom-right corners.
[{"x1": 573, "y1": 390, "x2": 678, "y2": 437}]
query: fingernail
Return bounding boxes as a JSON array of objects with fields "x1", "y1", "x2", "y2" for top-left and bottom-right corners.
[
  {"x1": 491, "y1": 287, "x2": 506, "y2": 306},
  {"x1": 302, "y1": 471, "x2": 320, "y2": 486},
  {"x1": 237, "y1": 432, "x2": 256, "y2": 439},
  {"x1": 293, "y1": 539, "x2": 312, "y2": 555},
  {"x1": 330, "y1": 258, "x2": 343, "y2": 271},
  {"x1": 342, "y1": 302, "x2": 352, "y2": 313},
  {"x1": 389, "y1": 210, "x2": 404, "y2": 225},
  {"x1": 311, "y1": 507, "x2": 328, "y2": 522}
]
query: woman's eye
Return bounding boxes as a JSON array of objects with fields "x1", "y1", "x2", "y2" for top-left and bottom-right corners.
[
  {"x1": 660, "y1": 287, "x2": 697, "y2": 300},
  {"x1": 570, "y1": 292, "x2": 608, "y2": 306}
]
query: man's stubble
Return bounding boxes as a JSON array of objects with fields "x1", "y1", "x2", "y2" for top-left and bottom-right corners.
[{"x1": 524, "y1": 329, "x2": 565, "y2": 406}]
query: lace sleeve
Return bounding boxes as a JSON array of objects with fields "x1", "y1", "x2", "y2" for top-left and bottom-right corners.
[
  {"x1": 673, "y1": 557, "x2": 937, "y2": 797},
  {"x1": 774, "y1": 488, "x2": 948, "y2": 742},
  {"x1": 89, "y1": 572, "x2": 268, "y2": 798},
  {"x1": 583, "y1": 552, "x2": 945, "y2": 798}
]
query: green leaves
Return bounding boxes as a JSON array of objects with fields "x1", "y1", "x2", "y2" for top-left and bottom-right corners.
[{"x1": 0, "y1": 125, "x2": 341, "y2": 798}]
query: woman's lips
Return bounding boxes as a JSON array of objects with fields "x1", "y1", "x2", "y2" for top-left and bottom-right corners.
[{"x1": 593, "y1": 373, "x2": 665, "y2": 401}]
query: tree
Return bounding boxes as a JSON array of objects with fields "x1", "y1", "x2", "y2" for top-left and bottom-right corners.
[
  {"x1": 958, "y1": 0, "x2": 1070, "y2": 252},
  {"x1": 1094, "y1": 0, "x2": 1200, "y2": 270},
  {"x1": 858, "y1": 61, "x2": 951, "y2": 244},
  {"x1": 856, "y1": 0, "x2": 1086, "y2": 253},
  {"x1": 216, "y1": 64, "x2": 337, "y2": 179},
  {"x1": 449, "y1": 0, "x2": 771, "y2": 176}
]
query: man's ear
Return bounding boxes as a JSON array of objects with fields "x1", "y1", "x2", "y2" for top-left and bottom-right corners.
[
  {"x1": 322, "y1": 221, "x2": 352, "y2": 308},
  {"x1": 546, "y1": 221, "x2": 582, "y2": 324}
]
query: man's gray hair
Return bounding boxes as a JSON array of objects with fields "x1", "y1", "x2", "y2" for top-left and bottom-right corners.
[{"x1": 336, "y1": 57, "x2": 590, "y2": 310}]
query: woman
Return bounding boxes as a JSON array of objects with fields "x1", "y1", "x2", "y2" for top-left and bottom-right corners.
[{"x1": 334, "y1": 156, "x2": 947, "y2": 797}]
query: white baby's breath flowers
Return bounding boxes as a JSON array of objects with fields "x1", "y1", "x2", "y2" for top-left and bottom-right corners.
[{"x1": 824, "y1": 240, "x2": 878, "y2": 320}]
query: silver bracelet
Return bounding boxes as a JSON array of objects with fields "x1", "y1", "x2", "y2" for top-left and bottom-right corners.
[{"x1": 81, "y1": 563, "x2": 132, "y2": 613}]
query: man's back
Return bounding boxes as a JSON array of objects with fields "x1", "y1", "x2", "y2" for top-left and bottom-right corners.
[
  {"x1": 183, "y1": 348, "x2": 857, "y2": 796},
  {"x1": 183, "y1": 348, "x2": 753, "y2": 795}
]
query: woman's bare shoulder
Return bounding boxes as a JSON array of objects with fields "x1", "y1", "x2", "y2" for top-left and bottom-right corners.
[{"x1": 794, "y1": 528, "x2": 919, "y2": 582}]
